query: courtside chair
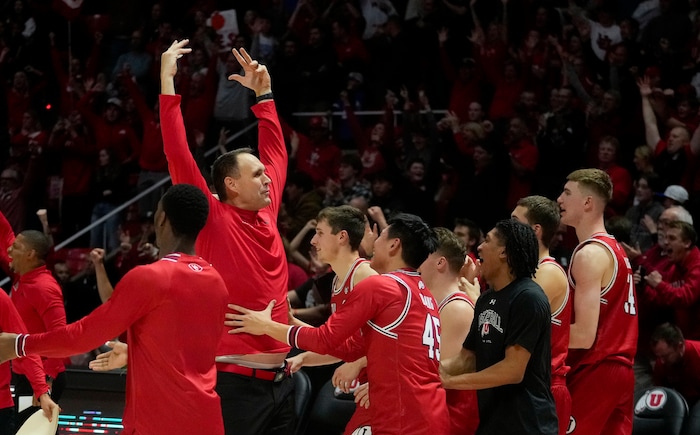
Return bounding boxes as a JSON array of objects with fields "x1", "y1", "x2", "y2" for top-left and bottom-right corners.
[
  {"x1": 633, "y1": 386, "x2": 688, "y2": 435},
  {"x1": 293, "y1": 370, "x2": 313, "y2": 435},
  {"x1": 307, "y1": 379, "x2": 355, "y2": 434}
]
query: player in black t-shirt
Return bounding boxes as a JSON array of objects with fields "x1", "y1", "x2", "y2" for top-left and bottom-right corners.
[{"x1": 441, "y1": 219, "x2": 558, "y2": 434}]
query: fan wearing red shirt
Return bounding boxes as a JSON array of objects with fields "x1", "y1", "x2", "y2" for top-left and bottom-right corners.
[
  {"x1": 228, "y1": 213, "x2": 450, "y2": 435},
  {"x1": 0, "y1": 184, "x2": 229, "y2": 435},
  {"x1": 159, "y1": 41, "x2": 294, "y2": 435},
  {"x1": 0, "y1": 213, "x2": 67, "y2": 403}
]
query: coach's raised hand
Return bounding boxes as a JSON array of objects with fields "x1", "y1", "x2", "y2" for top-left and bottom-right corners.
[
  {"x1": 160, "y1": 39, "x2": 192, "y2": 96},
  {"x1": 228, "y1": 48, "x2": 272, "y2": 98}
]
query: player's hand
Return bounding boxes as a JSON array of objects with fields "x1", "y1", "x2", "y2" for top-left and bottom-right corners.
[
  {"x1": 226, "y1": 300, "x2": 276, "y2": 335},
  {"x1": 460, "y1": 256, "x2": 480, "y2": 283},
  {"x1": 354, "y1": 383, "x2": 370, "y2": 409},
  {"x1": 360, "y1": 221, "x2": 378, "y2": 259},
  {"x1": 37, "y1": 393, "x2": 60, "y2": 421},
  {"x1": 333, "y1": 361, "x2": 362, "y2": 393},
  {"x1": 458, "y1": 276, "x2": 480, "y2": 304},
  {"x1": 89, "y1": 341, "x2": 128, "y2": 371},
  {"x1": 286, "y1": 353, "x2": 305, "y2": 373}
]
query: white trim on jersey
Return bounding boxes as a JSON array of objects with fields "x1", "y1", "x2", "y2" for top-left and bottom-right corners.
[
  {"x1": 161, "y1": 253, "x2": 181, "y2": 263},
  {"x1": 438, "y1": 292, "x2": 474, "y2": 313},
  {"x1": 332, "y1": 257, "x2": 367, "y2": 296},
  {"x1": 567, "y1": 233, "x2": 619, "y2": 299},
  {"x1": 539, "y1": 256, "x2": 570, "y2": 326},
  {"x1": 365, "y1": 272, "x2": 414, "y2": 340}
]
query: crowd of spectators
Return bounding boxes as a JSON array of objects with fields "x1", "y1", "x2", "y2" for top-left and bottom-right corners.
[{"x1": 2, "y1": 0, "x2": 700, "y2": 410}]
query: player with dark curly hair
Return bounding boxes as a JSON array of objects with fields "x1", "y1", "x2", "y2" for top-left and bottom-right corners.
[{"x1": 441, "y1": 219, "x2": 558, "y2": 434}]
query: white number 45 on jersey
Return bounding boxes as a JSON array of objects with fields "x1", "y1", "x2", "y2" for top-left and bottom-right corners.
[{"x1": 423, "y1": 314, "x2": 441, "y2": 361}]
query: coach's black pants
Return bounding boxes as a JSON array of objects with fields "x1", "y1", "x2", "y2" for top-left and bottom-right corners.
[{"x1": 216, "y1": 371, "x2": 296, "y2": 435}]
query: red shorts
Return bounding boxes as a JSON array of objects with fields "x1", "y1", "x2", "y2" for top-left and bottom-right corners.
[
  {"x1": 568, "y1": 360, "x2": 634, "y2": 435},
  {"x1": 344, "y1": 402, "x2": 371, "y2": 435},
  {"x1": 552, "y1": 376, "x2": 571, "y2": 435},
  {"x1": 446, "y1": 388, "x2": 479, "y2": 435}
]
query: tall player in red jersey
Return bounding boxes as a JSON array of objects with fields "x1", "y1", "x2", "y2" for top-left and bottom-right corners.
[
  {"x1": 285, "y1": 205, "x2": 377, "y2": 434},
  {"x1": 0, "y1": 184, "x2": 230, "y2": 435},
  {"x1": 228, "y1": 213, "x2": 449, "y2": 435},
  {"x1": 512, "y1": 196, "x2": 572, "y2": 435},
  {"x1": 557, "y1": 169, "x2": 638, "y2": 434},
  {"x1": 160, "y1": 41, "x2": 295, "y2": 434},
  {"x1": 419, "y1": 227, "x2": 478, "y2": 434}
]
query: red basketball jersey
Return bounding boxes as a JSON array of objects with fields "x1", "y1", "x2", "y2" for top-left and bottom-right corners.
[
  {"x1": 331, "y1": 258, "x2": 370, "y2": 313},
  {"x1": 567, "y1": 233, "x2": 638, "y2": 371},
  {"x1": 439, "y1": 292, "x2": 479, "y2": 435},
  {"x1": 539, "y1": 256, "x2": 572, "y2": 379}
]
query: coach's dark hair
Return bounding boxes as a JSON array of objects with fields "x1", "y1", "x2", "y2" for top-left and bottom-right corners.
[
  {"x1": 516, "y1": 195, "x2": 561, "y2": 246},
  {"x1": 386, "y1": 213, "x2": 437, "y2": 268},
  {"x1": 161, "y1": 184, "x2": 209, "y2": 241},
  {"x1": 18, "y1": 230, "x2": 50, "y2": 262},
  {"x1": 493, "y1": 219, "x2": 539, "y2": 279},
  {"x1": 433, "y1": 227, "x2": 467, "y2": 274},
  {"x1": 651, "y1": 322, "x2": 684, "y2": 347},
  {"x1": 211, "y1": 147, "x2": 255, "y2": 201},
  {"x1": 317, "y1": 205, "x2": 366, "y2": 251}
]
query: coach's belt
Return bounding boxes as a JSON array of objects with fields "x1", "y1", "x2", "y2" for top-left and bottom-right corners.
[{"x1": 224, "y1": 361, "x2": 290, "y2": 383}]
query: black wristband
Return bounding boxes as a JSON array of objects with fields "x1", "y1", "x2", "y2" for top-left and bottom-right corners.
[{"x1": 256, "y1": 92, "x2": 273, "y2": 103}]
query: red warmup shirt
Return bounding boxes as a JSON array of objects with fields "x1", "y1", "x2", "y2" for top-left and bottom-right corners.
[
  {"x1": 438, "y1": 291, "x2": 479, "y2": 435},
  {"x1": 567, "y1": 233, "x2": 638, "y2": 371},
  {"x1": 22, "y1": 253, "x2": 228, "y2": 435},
  {"x1": 0, "y1": 291, "x2": 49, "y2": 409},
  {"x1": 653, "y1": 339, "x2": 700, "y2": 405},
  {"x1": 288, "y1": 270, "x2": 449, "y2": 435},
  {"x1": 0, "y1": 212, "x2": 66, "y2": 379},
  {"x1": 644, "y1": 246, "x2": 700, "y2": 340},
  {"x1": 160, "y1": 95, "x2": 291, "y2": 357}
]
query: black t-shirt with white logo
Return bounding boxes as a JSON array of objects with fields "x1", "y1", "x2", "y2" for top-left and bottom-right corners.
[{"x1": 463, "y1": 277, "x2": 558, "y2": 435}]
